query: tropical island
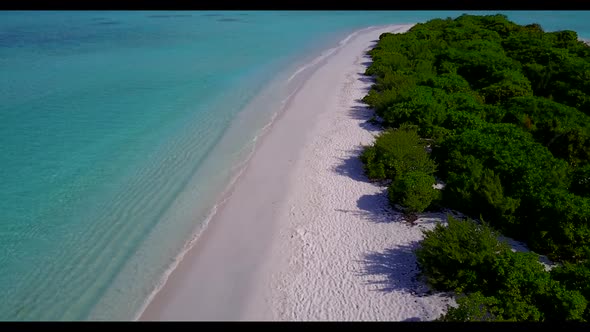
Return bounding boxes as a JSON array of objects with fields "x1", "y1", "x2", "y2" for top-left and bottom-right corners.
[
  {"x1": 6, "y1": 11, "x2": 590, "y2": 322},
  {"x1": 360, "y1": 14, "x2": 590, "y2": 321}
]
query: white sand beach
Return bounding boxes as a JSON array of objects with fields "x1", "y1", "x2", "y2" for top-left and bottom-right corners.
[{"x1": 140, "y1": 24, "x2": 454, "y2": 321}]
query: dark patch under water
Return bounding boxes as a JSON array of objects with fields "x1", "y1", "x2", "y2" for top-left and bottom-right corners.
[
  {"x1": 202, "y1": 13, "x2": 223, "y2": 17},
  {"x1": 91, "y1": 17, "x2": 109, "y2": 21},
  {"x1": 94, "y1": 21, "x2": 121, "y2": 26},
  {"x1": 217, "y1": 18, "x2": 240, "y2": 22}
]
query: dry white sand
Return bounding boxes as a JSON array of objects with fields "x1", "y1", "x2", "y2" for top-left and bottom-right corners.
[{"x1": 140, "y1": 24, "x2": 454, "y2": 321}]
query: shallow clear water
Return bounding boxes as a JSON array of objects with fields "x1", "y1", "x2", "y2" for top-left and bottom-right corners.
[{"x1": 1, "y1": 10, "x2": 588, "y2": 321}]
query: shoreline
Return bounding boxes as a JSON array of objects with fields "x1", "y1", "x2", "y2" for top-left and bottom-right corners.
[
  {"x1": 140, "y1": 23, "x2": 452, "y2": 321},
  {"x1": 133, "y1": 25, "x2": 382, "y2": 321}
]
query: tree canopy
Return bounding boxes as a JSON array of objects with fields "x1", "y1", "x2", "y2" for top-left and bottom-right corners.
[{"x1": 359, "y1": 14, "x2": 590, "y2": 321}]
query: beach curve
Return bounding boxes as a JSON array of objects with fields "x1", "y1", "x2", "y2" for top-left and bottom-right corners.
[{"x1": 140, "y1": 23, "x2": 453, "y2": 321}]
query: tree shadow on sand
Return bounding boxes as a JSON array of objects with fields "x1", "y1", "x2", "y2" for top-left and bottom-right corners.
[
  {"x1": 356, "y1": 191, "x2": 404, "y2": 224},
  {"x1": 357, "y1": 241, "x2": 432, "y2": 296},
  {"x1": 335, "y1": 190, "x2": 446, "y2": 225},
  {"x1": 347, "y1": 105, "x2": 382, "y2": 133},
  {"x1": 357, "y1": 74, "x2": 375, "y2": 85},
  {"x1": 355, "y1": 74, "x2": 376, "y2": 96},
  {"x1": 331, "y1": 147, "x2": 400, "y2": 224},
  {"x1": 333, "y1": 186, "x2": 406, "y2": 224},
  {"x1": 332, "y1": 146, "x2": 371, "y2": 183},
  {"x1": 332, "y1": 145, "x2": 404, "y2": 223},
  {"x1": 332, "y1": 146, "x2": 449, "y2": 225}
]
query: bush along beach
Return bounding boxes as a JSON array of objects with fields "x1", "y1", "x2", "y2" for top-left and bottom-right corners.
[{"x1": 360, "y1": 14, "x2": 590, "y2": 321}]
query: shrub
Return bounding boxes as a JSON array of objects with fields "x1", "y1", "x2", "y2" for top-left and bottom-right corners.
[
  {"x1": 487, "y1": 249, "x2": 548, "y2": 296},
  {"x1": 526, "y1": 189, "x2": 590, "y2": 261},
  {"x1": 439, "y1": 291, "x2": 544, "y2": 322},
  {"x1": 424, "y1": 73, "x2": 471, "y2": 94},
  {"x1": 551, "y1": 259, "x2": 590, "y2": 321},
  {"x1": 484, "y1": 250, "x2": 586, "y2": 321},
  {"x1": 438, "y1": 292, "x2": 501, "y2": 321},
  {"x1": 442, "y1": 155, "x2": 520, "y2": 230},
  {"x1": 388, "y1": 171, "x2": 439, "y2": 213},
  {"x1": 422, "y1": 224, "x2": 587, "y2": 321},
  {"x1": 360, "y1": 127, "x2": 436, "y2": 181},
  {"x1": 415, "y1": 216, "x2": 509, "y2": 293},
  {"x1": 534, "y1": 279, "x2": 588, "y2": 321},
  {"x1": 479, "y1": 70, "x2": 534, "y2": 104}
]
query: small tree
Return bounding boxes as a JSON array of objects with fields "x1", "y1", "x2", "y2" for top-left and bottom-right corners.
[
  {"x1": 388, "y1": 171, "x2": 439, "y2": 214},
  {"x1": 360, "y1": 126, "x2": 436, "y2": 181},
  {"x1": 550, "y1": 258, "x2": 590, "y2": 321},
  {"x1": 415, "y1": 215, "x2": 509, "y2": 293}
]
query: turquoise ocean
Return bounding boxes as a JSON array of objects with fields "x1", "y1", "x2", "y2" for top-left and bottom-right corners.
[{"x1": 1, "y1": 11, "x2": 589, "y2": 321}]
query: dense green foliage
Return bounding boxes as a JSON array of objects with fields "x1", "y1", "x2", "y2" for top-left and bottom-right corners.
[
  {"x1": 551, "y1": 259, "x2": 590, "y2": 321},
  {"x1": 418, "y1": 217, "x2": 588, "y2": 321},
  {"x1": 416, "y1": 216, "x2": 508, "y2": 294},
  {"x1": 388, "y1": 171, "x2": 439, "y2": 213},
  {"x1": 439, "y1": 292, "x2": 501, "y2": 321},
  {"x1": 362, "y1": 14, "x2": 590, "y2": 261},
  {"x1": 360, "y1": 126, "x2": 436, "y2": 181},
  {"x1": 359, "y1": 14, "x2": 590, "y2": 321},
  {"x1": 360, "y1": 127, "x2": 438, "y2": 213}
]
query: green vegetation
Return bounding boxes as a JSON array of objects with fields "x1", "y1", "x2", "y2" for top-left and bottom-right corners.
[
  {"x1": 358, "y1": 13, "x2": 590, "y2": 321},
  {"x1": 388, "y1": 171, "x2": 439, "y2": 214},
  {"x1": 416, "y1": 216, "x2": 509, "y2": 294},
  {"x1": 418, "y1": 216, "x2": 587, "y2": 321},
  {"x1": 551, "y1": 259, "x2": 590, "y2": 321},
  {"x1": 360, "y1": 126, "x2": 436, "y2": 181},
  {"x1": 360, "y1": 126, "x2": 438, "y2": 215}
]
